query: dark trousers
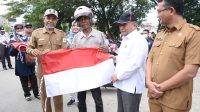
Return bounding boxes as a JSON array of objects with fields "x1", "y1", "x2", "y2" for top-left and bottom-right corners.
[
  {"x1": 78, "y1": 87, "x2": 103, "y2": 112},
  {"x1": 19, "y1": 75, "x2": 39, "y2": 97},
  {"x1": 0, "y1": 45, "x2": 12, "y2": 68},
  {"x1": 117, "y1": 89, "x2": 142, "y2": 112}
]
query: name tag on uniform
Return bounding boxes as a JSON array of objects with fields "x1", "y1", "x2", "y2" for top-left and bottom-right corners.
[{"x1": 39, "y1": 38, "x2": 45, "y2": 41}]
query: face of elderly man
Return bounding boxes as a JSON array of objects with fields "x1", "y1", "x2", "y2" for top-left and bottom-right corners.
[{"x1": 43, "y1": 14, "x2": 58, "y2": 29}]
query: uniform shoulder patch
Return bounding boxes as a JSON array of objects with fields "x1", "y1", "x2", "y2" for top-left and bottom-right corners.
[
  {"x1": 34, "y1": 28, "x2": 43, "y2": 31},
  {"x1": 56, "y1": 29, "x2": 64, "y2": 33},
  {"x1": 188, "y1": 24, "x2": 200, "y2": 31},
  {"x1": 32, "y1": 28, "x2": 43, "y2": 34}
]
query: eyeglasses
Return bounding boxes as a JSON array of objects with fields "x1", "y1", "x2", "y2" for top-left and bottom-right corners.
[{"x1": 157, "y1": 8, "x2": 170, "y2": 13}]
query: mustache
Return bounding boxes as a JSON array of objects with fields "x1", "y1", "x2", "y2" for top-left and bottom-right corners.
[{"x1": 45, "y1": 23, "x2": 55, "y2": 29}]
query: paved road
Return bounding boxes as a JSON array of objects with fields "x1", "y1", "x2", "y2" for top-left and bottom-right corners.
[{"x1": 0, "y1": 57, "x2": 199, "y2": 112}]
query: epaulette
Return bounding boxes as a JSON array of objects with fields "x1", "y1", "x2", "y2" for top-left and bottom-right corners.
[
  {"x1": 32, "y1": 28, "x2": 43, "y2": 33},
  {"x1": 34, "y1": 28, "x2": 43, "y2": 31},
  {"x1": 56, "y1": 29, "x2": 64, "y2": 32},
  {"x1": 188, "y1": 24, "x2": 200, "y2": 31},
  {"x1": 32, "y1": 28, "x2": 42, "y2": 32}
]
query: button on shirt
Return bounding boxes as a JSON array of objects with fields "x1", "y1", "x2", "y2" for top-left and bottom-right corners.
[{"x1": 114, "y1": 30, "x2": 148, "y2": 94}]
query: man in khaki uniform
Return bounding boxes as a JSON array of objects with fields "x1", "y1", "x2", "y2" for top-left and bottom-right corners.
[
  {"x1": 146, "y1": 0, "x2": 200, "y2": 112},
  {"x1": 26, "y1": 9, "x2": 68, "y2": 112}
]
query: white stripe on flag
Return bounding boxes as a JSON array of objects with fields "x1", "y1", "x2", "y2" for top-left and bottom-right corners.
[{"x1": 44, "y1": 59, "x2": 115, "y2": 97}]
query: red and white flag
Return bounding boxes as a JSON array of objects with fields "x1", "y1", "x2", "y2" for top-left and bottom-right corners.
[
  {"x1": 41, "y1": 48, "x2": 115, "y2": 97},
  {"x1": 11, "y1": 42, "x2": 27, "y2": 51}
]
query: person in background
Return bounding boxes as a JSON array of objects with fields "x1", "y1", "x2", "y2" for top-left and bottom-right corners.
[
  {"x1": 111, "y1": 11, "x2": 148, "y2": 112},
  {"x1": 9, "y1": 22, "x2": 40, "y2": 101},
  {"x1": 24, "y1": 22, "x2": 33, "y2": 90},
  {"x1": 26, "y1": 9, "x2": 69, "y2": 112},
  {"x1": 146, "y1": 0, "x2": 200, "y2": 112},
  {"x1": 142, "y1": 29, "x2": 154, "y2": 53},
  {"x1": 24, "y1": 23, "x2": 33, "y2": 37},
  {"x1": 67, "y1": 20, "x2": 81, "y2": 44},
  {"x1": 0, "y1": 26, "x2": 14, "y2": 70},
  {"x1": 72, "y1": 6, "x2": 108, "y2": 112},
  {"x1": 66, "y1": 20, "x2": 81, "y2": 106},
  {"x1": 150, "y1": 32, "x2": 156, "y2": 40}
]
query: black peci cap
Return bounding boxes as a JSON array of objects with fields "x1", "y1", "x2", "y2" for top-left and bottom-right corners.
[{"x1": 115, "y1": 11, "x2": 137, "y2": 24}]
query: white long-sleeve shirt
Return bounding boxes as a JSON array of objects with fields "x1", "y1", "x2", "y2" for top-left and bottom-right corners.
[
  {"x1": 0, "y1": 33, "x2": 10, "y2": 45},
  {"x1": 114, "y1": 30, "x2": 148, "y2": 94}
]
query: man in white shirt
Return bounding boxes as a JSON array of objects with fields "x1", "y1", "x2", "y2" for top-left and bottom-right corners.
[
  {"x1": 0, "y1": 27, "x2": 13, "y2": 70},
  {"x1": 111, "y1": 12, "x2": 148, "y2": 112}
]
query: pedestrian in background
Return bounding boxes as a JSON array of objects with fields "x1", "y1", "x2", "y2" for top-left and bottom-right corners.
[
  {"x1": 26, "y1": 9, "x2": 69, "y2": 112},
  {"x1": 24, "y1": 22, "x2": 34, "y2": 91},
  {"x1": 112, "y1": 11, "x2": 148, "y2": 112},
  {"x1": 0, "y1": 26, "x2": 14, "y2": 70},
  {"x1": 24, "y1": 23, "x2": 33, "y2": 37},
  {"x1": 72, "y1": 6, "x2": 108, "y2": 112},
  {"x1": 66, "y1": 20, "x2": 81, "y2": 106},
  {"x1": 9, "y1": 22, "x2": 40, "y2": 101},
  {"x1": 146, "y1": 0, "x2": 200, "y2": 112},
  {"x1": 141, "y1": 29, "x2": 154, "y2": 53},
  {"x1": 67, "y1": 20, "x2": 81, "y2": 44}
]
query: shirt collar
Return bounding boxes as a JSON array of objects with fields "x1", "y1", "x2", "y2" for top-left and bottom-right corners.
[
  {"x1": 80, "y1": 28, "x2": 97, "y2": 39},
  {"x1": 42, "y1": 27, "x2": 56, "y2": 34},
  {"x1": 165, "y1": 19, "x2": 186, "y2": 32},
  {"x1": 123, "y1": 30, "x2": 137, "y2": 40}
]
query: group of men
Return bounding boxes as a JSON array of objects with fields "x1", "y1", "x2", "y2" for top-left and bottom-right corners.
[{"x1": 2, "y1": 0, "x2": 199, "y2": 112}]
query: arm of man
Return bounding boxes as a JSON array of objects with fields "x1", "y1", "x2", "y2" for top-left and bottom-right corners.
[
  {"x1": 159, "y1": 30, "x2": 200, "y2": 92},
  {"x1": 26, "y1": 30, "x2": 42, "y2": 56},
  {"x1": 146, "y1": 59, "x2": 164, "y2": 98},
  {"x1": 159, "y1": 64, "x2": 198, "y2": 92}
]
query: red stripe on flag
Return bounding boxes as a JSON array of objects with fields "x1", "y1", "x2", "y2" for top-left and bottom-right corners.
[
  {"x1": 11, "y1": 42, "x2": 27, "y2": 51},
  {"x1": 41, "y1": 48, "x2": 111, "y2": 75}
]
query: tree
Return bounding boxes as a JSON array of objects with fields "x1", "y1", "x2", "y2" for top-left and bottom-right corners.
[
  {"x1": 150, "y1": 0, "x2": 200, "y2": 31},
  {"x1": 184, "y1": 0, "x2": 200, "y2": 26},
  {"x1": 86, "y1": 0, "x2": 154, "y2": 38},
  {"x1": 4, "y1": 0, "x2": 154, "y2": 38}
]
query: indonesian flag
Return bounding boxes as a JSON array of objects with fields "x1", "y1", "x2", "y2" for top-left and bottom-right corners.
[
  {"x1": 11, "y1": 42, "x2": 27, "y2": 52},
  {"x1": 41, "y1": 48, "x2": 115, "y2": 97}
]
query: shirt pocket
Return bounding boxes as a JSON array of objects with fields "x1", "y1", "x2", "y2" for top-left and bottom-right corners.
[
  {"x1": 152, "y1": 41, "x2": 161, "y2": 47},
  {"x1": 152, "y1": 41, "x2": 161, "y2": 53},
  {"x1": 53, "y1": 38, "x2": 62, "y2": 49},
  {"x1": 38, "y1": 39, "x2": 48, "y2": 50},
  {"x1": 168, "y1": 40, "x2": 185, "y2": 59}
]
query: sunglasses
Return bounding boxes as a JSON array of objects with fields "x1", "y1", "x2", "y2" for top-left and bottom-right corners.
[
  {"x1": 15, "y1": 26, "x2": 24, "y2": 30},
  {"x1": 25, "y1": 26, "x2": 32, "y2": 29}
]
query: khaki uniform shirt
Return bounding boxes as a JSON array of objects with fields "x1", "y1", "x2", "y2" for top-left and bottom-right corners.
[
  {"x1": 148, "y1": 20, "x2": 200, "y2": 110},
  {"x1": 26, "y1": 28, "x2": 68, "y2": 78}
]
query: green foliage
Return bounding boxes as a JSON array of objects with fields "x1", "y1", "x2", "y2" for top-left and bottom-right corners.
[
  {"x1": 4, "y1": 0, "x2": 154, "y2": 38},
  {"x1": 0, "y1": 22, "x2": 11, "y2": 32},
  {"x1": 184, "y1": 0, "x2": 200, "y2": 26}
]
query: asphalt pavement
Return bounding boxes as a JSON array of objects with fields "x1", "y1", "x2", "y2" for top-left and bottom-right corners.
[{"x1": 0, "y1": 57, "x2": 199, "y2": 112}]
